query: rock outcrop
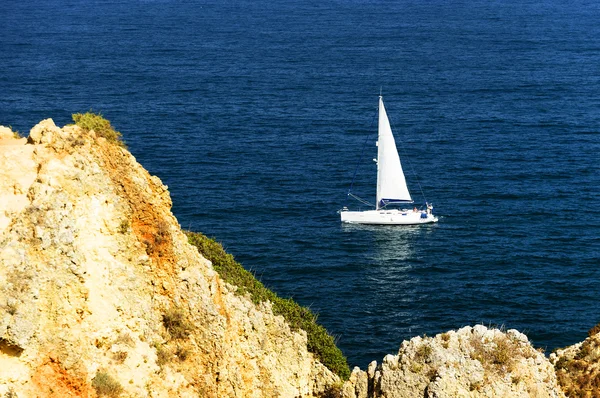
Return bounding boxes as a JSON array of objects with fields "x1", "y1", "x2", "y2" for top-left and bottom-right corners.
[
  {"x1": 551, "y1": 328, "x2": 600, "y2": 397},
  {"x1": 342, "y1": 325, "x2": 565, "y2": 398},
  {"x1": 0, "y1": 120, "x2": 337, "y2": 397}
]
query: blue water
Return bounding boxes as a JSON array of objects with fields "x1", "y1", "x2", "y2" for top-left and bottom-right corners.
[{"x1": 3, "y1": 0, "x2": 600, "y2": 368}]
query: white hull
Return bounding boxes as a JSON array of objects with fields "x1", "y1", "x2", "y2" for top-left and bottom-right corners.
[{"x1": 340, "y1": 209, "x2": 438, "y2": 225}]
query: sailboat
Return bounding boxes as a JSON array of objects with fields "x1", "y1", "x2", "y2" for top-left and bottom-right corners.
[{"x1": 340, "y1": 96, "x2": 438, "y2": 225}]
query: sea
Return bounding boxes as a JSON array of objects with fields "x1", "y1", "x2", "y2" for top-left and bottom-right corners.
[{"x1": 2, "y1": 0, "x2": 599, "y2": 369}]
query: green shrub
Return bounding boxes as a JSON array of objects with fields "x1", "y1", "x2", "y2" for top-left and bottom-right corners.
[
  {"x1": 185, "y1": 231, "x2": 350, "y2": 379},
  {"x1": 92, "y1": 371, "x2": 123, "y2": 397},
  {"x1": 72, "y1": 111, "x2": 125, "y2": 147}
]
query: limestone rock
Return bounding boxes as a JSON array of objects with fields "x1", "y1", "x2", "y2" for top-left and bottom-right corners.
[
  {"x1": 343, "y1": 367, "x2": 369, "y2": 398},
  {"x1": 0, "y1": 126, "x2": 15, "y2": 139},
  {"x1": 28, "y1": 118, "x2": 62, "y2": 144},
  {"x1": 342, "y1": 326, "x2": 565, "y2": 398},
  {"x1": 0, "y1": 121, "x2": 338, "y2": 397},
  {"x1": 551, "y1": 331, "x2": 600, "y2": 397}
]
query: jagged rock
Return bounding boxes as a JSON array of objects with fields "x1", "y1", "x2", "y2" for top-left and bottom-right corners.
[
  {"x1": 551, "y1": 331, "x2": 600, "y2": 397},
  {"x1": 342, "y1": 326, "x2": 565, "y2": 398},
  {"x1": 343, "y1": 367, "x2": 369, "y2": 398},
  {"x1": 28, "y1": 118, "x2": 63, "y2": 145}
]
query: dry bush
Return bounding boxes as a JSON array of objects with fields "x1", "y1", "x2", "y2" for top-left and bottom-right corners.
[
  {"x1": 415, "y1": 343, "x2": 433, "y2": 362},
  {"x1": 118, "y1": 219, "x2": 129, "y2": 234},
  {"x1": 175, "y1": 344, "x2": 191, "y2": 362},
  {"x1": 555, "y1": 336, "x2": 600, "y2": 396},
  {"x1": 589, "y1": 323, "x2": 600, "y2": 338},
  {"x1": 114, "y1": 333, "x2": 135, "y2": 347},
  {"x1": 92, "y1": 371, "x2": 123, "y2": 397},
  {"x1": 155, "y1": 343, "x2": 172, "y2": 367},
  {"x1": 112, "y1": 351, "x2": 128, "y2": 364},
  {"x1": 469, "y1": 331, "x2": 526, "y2": 374},
  {"x1": 440, "y1": 332, "x2": 451, "y2": 349},
  {"x1": 162, "y1": 307, "x2": 192, "y2": 340}
]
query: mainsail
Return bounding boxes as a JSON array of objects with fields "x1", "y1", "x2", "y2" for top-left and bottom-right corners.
[{"x1": 375, "y1": 96, "x2": 412, "y2": 209}]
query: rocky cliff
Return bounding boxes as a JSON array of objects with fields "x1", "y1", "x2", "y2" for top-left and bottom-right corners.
[
  {"x1": 342, "y1": 325, "x2": 567, "y2": 398},
  {"x1": 0, "y1": 120, "x2": 592, "y2": 397},
  {"x1": 550, "y1": 328, "x2": 600, "y2": 397},
  {"x1": 0, "y1": 120, "x2": 336, "y2": 397}
]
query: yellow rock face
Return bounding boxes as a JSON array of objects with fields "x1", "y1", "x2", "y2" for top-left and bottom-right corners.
[{"x1": 0, "y1": 120, "x2": 336, "y2": 397}]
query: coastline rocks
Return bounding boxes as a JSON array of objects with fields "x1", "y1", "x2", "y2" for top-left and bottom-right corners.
[
  {"x1": 28, "y1": 118, "x2": 64, "y2": 145},
  {"x1": 342, "y1": 325, "x2": 565, "y2": 398},
  {"x1": 550, "y1": 331, "x2": 600, "y2": 397}
]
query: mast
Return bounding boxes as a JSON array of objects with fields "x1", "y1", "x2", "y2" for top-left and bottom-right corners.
[{"x1": 376, "y1": 96, "x2": 384, "y2": 210}]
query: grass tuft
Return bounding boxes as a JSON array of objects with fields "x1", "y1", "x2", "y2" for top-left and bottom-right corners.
[
  {"x1": 7, "y1": 125, "x2": 21, "y2": 139},
  {"x1": 175, "y1": 344, "x2": 191, "y2": 362},
  {"x1": 154, "y1": 343, "x2": 171, "y2": 366},
  {"x1": 185, "y1": 231, "x2": 350, "y2": 380},
  {"x1": 440, "y1": 332, "x2": 451, "y2": 348},
  {"x1": 118, "y1": 219, "x2": 129, "y2": 234},
  {"x1": 162, "y1": 307, "x2": 192, "y2": 340},
  {"x1": 112, "y1": 350, "x2": 128, "y2": 364},
  {"x1": 92, "y1": 371, "x2": 123, "y2": 397},
  {"x1": 588, "y1": 323, "x2": 600, "y2": 338},
  {"x1": 72, "y1": 111, "x2": 126, "y2": 147},
  {"x1": 469, "y1": 331, "x2": 525, "y2": 374},
  {"x1": 415, "y1": 343, "x2": 433, "y2": 362},
  {"x1": 5, "y1": 387, "x2": 18, "y2": 398}
]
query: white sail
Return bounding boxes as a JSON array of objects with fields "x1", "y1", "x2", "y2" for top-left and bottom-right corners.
[{"x1": 376, "y1": 96, "x2": 412, "y2": 209}]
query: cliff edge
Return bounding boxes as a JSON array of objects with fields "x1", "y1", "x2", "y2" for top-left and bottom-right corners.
[{"x1": 0, "y1": 120, "x2": 337, "y2": 397}]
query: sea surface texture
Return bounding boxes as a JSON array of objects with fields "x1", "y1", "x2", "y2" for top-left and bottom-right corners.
[{"x1": 2, "y1": 0, "x2": 599, "y2": 368}]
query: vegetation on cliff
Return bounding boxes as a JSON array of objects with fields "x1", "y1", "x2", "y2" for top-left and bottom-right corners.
[
  {"x1": 553, "y1": 324, "x2": 600, "y2": 397},
  {"x1": 72, "y1": 111, "x2": 126, "y2": 147},
  {"x1": 7, "y1": 125, "x2": 21, "y2": 138},
  {"x1": 185, "y1": 231, "x2": 351, "y2": 380},
  {"x1": 92, "y1": 371, "x2": 123, "y2": 397}
]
